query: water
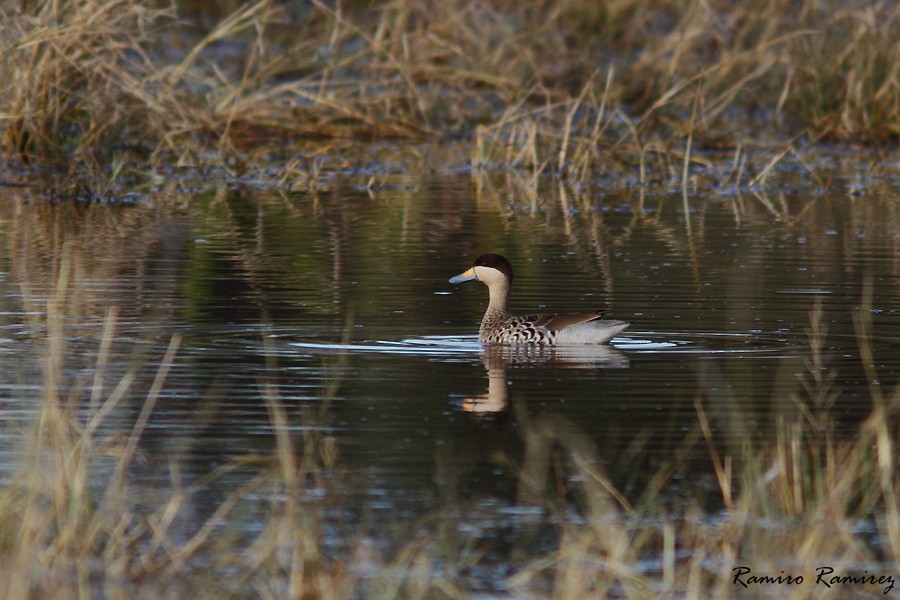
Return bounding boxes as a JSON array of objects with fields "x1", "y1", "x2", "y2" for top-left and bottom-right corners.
[{"x1": 1, "y1": 166, "x2": 899, "y2": 586}]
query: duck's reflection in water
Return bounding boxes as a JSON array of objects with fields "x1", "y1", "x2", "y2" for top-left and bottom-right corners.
[{"x1": 460, "y1": 343, "x2": 630, "y2": 418}]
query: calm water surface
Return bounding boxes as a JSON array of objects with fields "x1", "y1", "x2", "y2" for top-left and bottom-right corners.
[{"x1": 1, "y1": 165, "x2": 899, "y2": 578}]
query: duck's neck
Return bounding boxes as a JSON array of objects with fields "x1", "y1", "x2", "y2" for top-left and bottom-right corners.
[{"x1": 485, "y1": 280, "x2": 510, "y2": 317}]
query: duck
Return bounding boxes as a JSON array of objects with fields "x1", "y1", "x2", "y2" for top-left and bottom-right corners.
[{"x1": 449, "y1": 253, "x2": 629, "y2": 345}]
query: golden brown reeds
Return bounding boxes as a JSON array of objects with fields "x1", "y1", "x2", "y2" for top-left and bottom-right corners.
[
  {"x1": 508, "y1": 290, "x2": 899, "y2": 599},
  {"x1": 0, "y1": 250, "x2": 359, "y2": 598},
  {"x1": 0, "y1": 0, "x2": 174, "y2": 175},
  {"x1": 3, "y1": 0, "x2": 900, "y2": 189}
]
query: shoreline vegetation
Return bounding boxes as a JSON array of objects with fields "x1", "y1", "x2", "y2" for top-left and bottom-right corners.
[{"x1": 1, "y1": 0, "x2": 900, "y2": 193}]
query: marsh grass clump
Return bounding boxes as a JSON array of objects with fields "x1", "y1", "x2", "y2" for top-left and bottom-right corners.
[
  {"x1": 3, "y1": 0, "x2": 900, "y2": 189},
  {"x1": 787, "y1": 3, "x2": 900, "y2": 141},
  {"x1": 506, "y1": 295, "x2": 900, "y2": 598},
  {"x1": 1, "y1": 1, "x2": 174, "y2": 173},
  {"x1": 472, "y1": 0, "x2": 900, "y2": 184},
  {"x1": 0, "y1": 274, "x2": 344, "y2": 598}
]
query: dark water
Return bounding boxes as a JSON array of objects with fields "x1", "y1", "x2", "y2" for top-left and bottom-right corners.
[{"x1": 1, "y1": 165, "x2": 899, "y2": 579}]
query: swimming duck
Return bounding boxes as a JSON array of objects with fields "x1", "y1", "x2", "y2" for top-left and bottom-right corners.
[{"x1": 449, "y1": 253, "x2": 629, "y2": 345}]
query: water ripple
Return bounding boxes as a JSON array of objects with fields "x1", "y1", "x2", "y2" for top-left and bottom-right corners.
[{"x1": 287, "y1": 330, "x2": 803, "y2": 358}]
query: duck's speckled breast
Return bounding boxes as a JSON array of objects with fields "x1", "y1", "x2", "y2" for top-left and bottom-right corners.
[{"x1": 479, "y1": 314, "x2": 556, "y2": 346}]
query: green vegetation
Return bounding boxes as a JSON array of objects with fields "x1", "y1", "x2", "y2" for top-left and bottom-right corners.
[{"x1": 1, "y1": 0, "x2": 899, "y2": 189}]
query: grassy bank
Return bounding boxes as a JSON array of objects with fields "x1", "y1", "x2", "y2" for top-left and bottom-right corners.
[{"x1": 1, "y1": 0, "x2": 899, "y2": 189}]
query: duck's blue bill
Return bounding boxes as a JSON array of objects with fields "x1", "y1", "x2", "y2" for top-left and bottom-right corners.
[{"x1": 449, "y1": 267, "x2": 477, "y2": 283}]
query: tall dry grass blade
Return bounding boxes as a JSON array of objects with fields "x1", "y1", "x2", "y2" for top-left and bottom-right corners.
[
  {"x1": 694, "y1": 396, "x2": 733, "y2": 509},
  {"x1": 558, "y1": 74, "x2": 594, "y2": 175},
  {"x1": 170, "y1": 0, "x2": 272, "y2": 84},
  {"x1": 852, "y1": 276, "x2": 900, "y2": 562},
  {"x1": 113, "y1": 333, "x2": 181, "y2": 491},
  {"x1": 681, "y1": 84, "x2": 699, "y2": 203},
  {"x1": 89, "y1": 305, "x2": 119, "y2": 413},
  {"x1": 261, "y1": 380, "x2": 298, "y2": 491},
  {"x1": 83, "y1": 370, "x2": 136, "y2": 440},
  {"x1": 749, "y1": 144, "x2": 793, "y2": 187}
]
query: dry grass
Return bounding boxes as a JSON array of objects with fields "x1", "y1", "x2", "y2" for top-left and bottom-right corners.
[
  {"x1": 506, "y1": 291, "x2": 900, "y2": 599},
  {"x1": 1, "y1": 0, "x2": 899, "y2": 191},
  {"x1": 0, "y1": 250, "x2": 368, "y2": 599}
]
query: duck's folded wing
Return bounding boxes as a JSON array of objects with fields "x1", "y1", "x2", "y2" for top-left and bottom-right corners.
[{"x1": 532, "y1": 312, "x2": 605, "y2": 332}]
